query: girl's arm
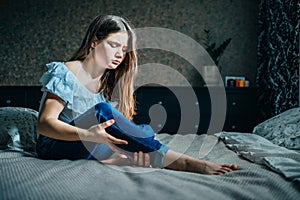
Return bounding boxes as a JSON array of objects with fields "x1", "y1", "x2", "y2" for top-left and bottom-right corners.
[{"x1": 36, "y1": 92, "x2": 128, "y2": 145}]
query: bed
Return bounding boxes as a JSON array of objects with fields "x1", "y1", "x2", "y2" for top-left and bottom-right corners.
[{"x1": 0, "y1": 106, "x2": 299, "y2": 200}]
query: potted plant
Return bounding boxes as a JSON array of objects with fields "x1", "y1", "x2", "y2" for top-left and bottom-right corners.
[
  {"x1": 195, "y1": 29, "x2": 232, "y2": 86},
  {"x1": 195, "y1": 29, "x2": 232, "y2": 66}
]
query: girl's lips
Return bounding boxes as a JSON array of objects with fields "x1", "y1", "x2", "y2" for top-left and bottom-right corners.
[{"x1": 112, "y1": 60, "x2": 120, "y2": 64}]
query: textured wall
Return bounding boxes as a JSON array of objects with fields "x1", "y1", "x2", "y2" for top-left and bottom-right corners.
[{"x1": 0, "y1": 0, "x2": 259, "y2": 86}]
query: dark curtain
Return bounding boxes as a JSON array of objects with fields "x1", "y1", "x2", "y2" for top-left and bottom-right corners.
[{"x1": 256, "y1": 0, "x2": 300, "y2": 121}]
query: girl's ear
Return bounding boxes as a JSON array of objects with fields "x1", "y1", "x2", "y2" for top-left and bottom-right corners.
[{"x1": 91, "y1": 42, "x2": 97, "y2": 48}]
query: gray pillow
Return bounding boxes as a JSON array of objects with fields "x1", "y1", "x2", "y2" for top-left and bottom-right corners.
[
  {"x1": 253, "y1": 107, "x2": 300, "y2": 150},
  {"x1": 0, "y1": 107, "x2": 39, "y2": 155}
]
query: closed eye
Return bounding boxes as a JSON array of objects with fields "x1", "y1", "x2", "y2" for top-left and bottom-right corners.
[
  {"x1": 108, "y1": 41, "x2": 127, "y2": 52},
  {"x1": 108, "y1": 42, "x2": 118, "y2": 48}
]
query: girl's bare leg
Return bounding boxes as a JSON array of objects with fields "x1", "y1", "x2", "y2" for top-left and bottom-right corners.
[{"x1": 163, "y1": 150, "x2": 238, "y2": 175}]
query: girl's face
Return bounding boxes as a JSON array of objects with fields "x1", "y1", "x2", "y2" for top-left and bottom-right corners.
[{"x1": 92, "y1": 32, "x2": 128, "y2": 70}]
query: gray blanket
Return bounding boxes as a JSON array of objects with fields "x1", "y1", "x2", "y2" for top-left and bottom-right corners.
[{"x1": 0, "y1": 133, "x2": 299, "y2": 200}]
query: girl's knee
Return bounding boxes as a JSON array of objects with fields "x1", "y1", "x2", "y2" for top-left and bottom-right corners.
[
  {"x1": 95, "y1": 102, "x2": 112, "y2": 110},
  {"x1": 94, "y1": 102, "x2": 114, "y2": 117}
]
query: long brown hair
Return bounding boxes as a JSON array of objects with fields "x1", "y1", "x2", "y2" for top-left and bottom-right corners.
[{"x1": 69, "y1": 15, "x2": 138, "y2": 120}]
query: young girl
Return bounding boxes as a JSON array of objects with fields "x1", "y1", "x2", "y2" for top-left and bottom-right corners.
[{"x1": 36, "y1": 14, "x2": 237, "y2": 174}]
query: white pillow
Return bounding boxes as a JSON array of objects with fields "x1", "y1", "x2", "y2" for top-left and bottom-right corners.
[
  {"x1": 253, "y1": 107, "x2": 300, "y2": 150},
  {"x1": 0, "y1": 107, "x2": 39, "y2": 155}
]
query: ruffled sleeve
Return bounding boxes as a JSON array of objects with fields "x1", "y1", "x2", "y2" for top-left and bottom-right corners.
[{"x1": 39, "y1": 62, "x2": 75, "y2": 108}]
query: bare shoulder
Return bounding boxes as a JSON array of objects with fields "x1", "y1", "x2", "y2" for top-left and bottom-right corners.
[{"x1": 64, "y1": 60, "x2": 82, "y2": 75}]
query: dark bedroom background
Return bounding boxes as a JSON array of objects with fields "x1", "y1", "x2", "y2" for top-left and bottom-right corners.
[{"x1": 0, "y1": 0, "x2": 299, "y2": 121}]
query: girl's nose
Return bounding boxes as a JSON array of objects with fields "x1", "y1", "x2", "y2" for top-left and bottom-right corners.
[{"x1": 115, "y1": 49, "x2": 123, "y2": 58}]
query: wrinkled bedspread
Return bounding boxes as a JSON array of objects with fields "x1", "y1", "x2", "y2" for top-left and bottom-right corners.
[{"x1": 0, "y1": 133, "x2": 299, "y2": 200}]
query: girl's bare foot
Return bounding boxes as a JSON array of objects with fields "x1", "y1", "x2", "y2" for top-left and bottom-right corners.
[
  {"x1": 201, "y1": 161, "x2": 238, "y2": 175},
  {"x1": 164, "y1": 150, "x2": 238, "y2": 175}
]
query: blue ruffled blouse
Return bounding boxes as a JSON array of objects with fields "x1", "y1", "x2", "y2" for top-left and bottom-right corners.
[{"x1": 39, "y1": 62, "x2": 107, "y2": 123}]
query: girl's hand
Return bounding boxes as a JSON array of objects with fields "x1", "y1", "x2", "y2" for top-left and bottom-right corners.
[
  {"x1": 133, "y1": 151, "x2": 151, "y2": 168},
  {"x1": 100, "y1": 153, "x2": 131, "y2": 166},
  {"x1": 84, "y1": 119, "x2": 128, "y2": 146},
  {"x1": 84, "y1": 121, "x2": 151, "y2": 168},
  {"x1": 101, "y1": 151, "x2": 152, "y2": 168}
]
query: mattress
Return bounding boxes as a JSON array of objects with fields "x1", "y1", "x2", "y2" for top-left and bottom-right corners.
[{"x1": 0, "y1": 133, "x2": 299, "y2": 200}]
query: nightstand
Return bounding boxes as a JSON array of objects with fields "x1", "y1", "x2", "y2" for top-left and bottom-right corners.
[
  {"x1": 223, "y1": 87, "x2": 258, "y2": 132},
  {"x1": 194, "y1": 87, "x2": 258, "y2": 134},
  {"x1": 0, "y1": 86, "x2": 42, "y2": 111},
  {"x1": 133, "y1": 86, "x2": 258, "y2": 134}
]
